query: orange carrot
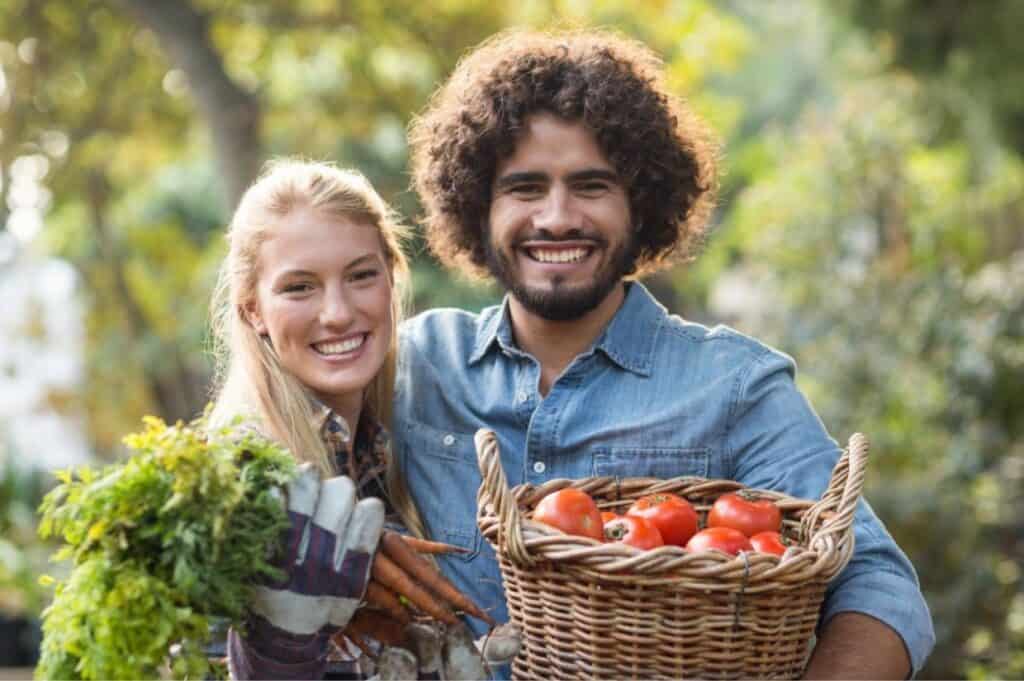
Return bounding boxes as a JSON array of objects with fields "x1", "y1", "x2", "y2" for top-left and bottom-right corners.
[
  {"x1": 371, "y1": 552, "x2": 459, "y2": 625},
  {"x1": 398, "y1": 534, "x2": 470, "y2": 555},
  {"x1": 342, "y1": 608, "x2": 409, "y2": 648},
  {"x1": 365, "y1": 581, "x2": 412, "y2": 625},
  {"x1": 382, "y1": 531, "x2": 496, "y2": 626}
]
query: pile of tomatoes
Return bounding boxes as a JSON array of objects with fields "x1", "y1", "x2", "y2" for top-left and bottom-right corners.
[{"x1": 532, "y1": 488, "x2": 788, "y2": 556}]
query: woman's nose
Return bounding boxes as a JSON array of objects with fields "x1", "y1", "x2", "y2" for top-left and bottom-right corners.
[{"x1": 320, "y1": 288, "x2": 355, "y2": 328}]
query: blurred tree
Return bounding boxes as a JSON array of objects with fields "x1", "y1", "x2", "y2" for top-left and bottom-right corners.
[
  {"x1": 704, "y1": 26, "x2": 1024, "y2": 677},
  {"x1": 841, "y1": 0, "x2": 1024, "y2": 161}
]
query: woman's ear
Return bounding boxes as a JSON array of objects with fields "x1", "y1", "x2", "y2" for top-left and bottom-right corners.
[{"x1": 241, "y1": 301, "x2": 268, "y2": 335}]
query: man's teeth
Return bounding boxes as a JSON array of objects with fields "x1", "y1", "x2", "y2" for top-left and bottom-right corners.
[
  {"x1": 315, "y1": 335, "x2": 365, "y2": 355},
  {"x1": 528, "y1": 247, "x2": 588, "y2": 263}
]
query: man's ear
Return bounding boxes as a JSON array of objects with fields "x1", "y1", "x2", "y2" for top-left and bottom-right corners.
[{"x1": 241, "y1": 301, "x2": 267, "y2": 335}]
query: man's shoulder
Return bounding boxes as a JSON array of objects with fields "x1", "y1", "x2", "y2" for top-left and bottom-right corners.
[
  {"x1": 399, "y1": 305, "x2": 499, "y2": 357},
  {"x1": 402, "y1": 306, "x2": 485, "y2": 336},
  {"x1": 658, "y1": 315, "x2": 787, "y2": 365}
]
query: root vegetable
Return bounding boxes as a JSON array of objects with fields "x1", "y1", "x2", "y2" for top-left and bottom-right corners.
[
  {"x1": 406, "y1": 622, "x2": 443, "y2": 675},
  {"x1": 478, "y1": 623, "x2": 522, "y2": 665},
  {"x1": 399, "y1": 534, "x2": 470, "y2": 555},
  {"x1": 381, "y1": 531, "x2": 496, "y2": 626},
  {"x1": 371, "y1": 552, "x2": 459, "y2": 625},
  {"x1": 443, "y1": 621, "x2": 489, "y2": 680},
  {"x1": 364, "y1": 581, "x2": 412, "y2": 625},
  {"x1": 376, "y1": 646, "x2": 419, "y2": 680}
]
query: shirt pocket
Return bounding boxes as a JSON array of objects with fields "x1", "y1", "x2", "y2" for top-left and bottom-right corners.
[
  {"x1": 592, "y1": 447, "x2": 711, "y2": 480},
  {"x1": 401, "y1": 419, "x2": 482, "y2": 560}
]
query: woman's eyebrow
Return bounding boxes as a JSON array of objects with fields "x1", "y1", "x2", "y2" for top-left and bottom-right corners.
[{"x1": 344, "y1": 253, "x2": 382, "y2": 270}]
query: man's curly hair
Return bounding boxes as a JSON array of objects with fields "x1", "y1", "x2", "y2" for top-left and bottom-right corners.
[{"x1": 408, "y1": 28, "x2": 719, "y2": 279}]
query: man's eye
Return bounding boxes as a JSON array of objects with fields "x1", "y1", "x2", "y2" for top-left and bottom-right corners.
[
  {"x1": 509, "y1": 183, "x2": 543, "y2": 196},
  {"x1": 576, "y1": 182, "x2": 609, "y2": 195}
]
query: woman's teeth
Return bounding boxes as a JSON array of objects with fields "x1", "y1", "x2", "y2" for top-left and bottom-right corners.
[
  {"x1": 314, "y1": 335, "x2": 365, "y2": 355},
  {"x1": 528, "y1": 247, "x2": 588, "y2": 263}
]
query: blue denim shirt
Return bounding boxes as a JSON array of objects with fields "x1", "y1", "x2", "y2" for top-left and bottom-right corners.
[{"x1": 394, "y1": 282, "x2": 934, "y2": 675}]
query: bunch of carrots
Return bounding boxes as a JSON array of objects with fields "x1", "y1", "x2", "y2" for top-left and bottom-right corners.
[{"x1": 340, "y1": 530, "x2": 495, "y2": 655}]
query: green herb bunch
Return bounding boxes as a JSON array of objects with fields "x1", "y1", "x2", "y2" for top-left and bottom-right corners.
[{"x1": 35, "y1": 415, "x2": 297, "y2": 680}]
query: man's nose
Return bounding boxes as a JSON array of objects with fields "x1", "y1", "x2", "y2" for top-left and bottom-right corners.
[{"x1": 531, "y1": 186, "x2": 582, "y2": 236}]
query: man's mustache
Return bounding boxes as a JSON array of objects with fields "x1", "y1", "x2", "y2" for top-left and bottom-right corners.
[{"x1": 513, "y1": 229, "x2": 608, "y2": 246}]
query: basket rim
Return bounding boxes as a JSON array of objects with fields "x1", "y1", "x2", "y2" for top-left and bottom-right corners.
[
  {"x1": 478, "y1": 475, "x2": 852, "y2": 583},
  {"x1": 476, "y1": 431, "x2": 870, "y2": 583}
]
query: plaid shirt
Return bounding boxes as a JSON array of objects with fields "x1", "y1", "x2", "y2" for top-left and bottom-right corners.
[{"x1": 316, "y1": 405, "x2": 391, "y2": 506}]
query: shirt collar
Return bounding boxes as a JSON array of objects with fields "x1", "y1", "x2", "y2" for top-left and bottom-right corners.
[
  {"x1": 469, "y1": 297, "x2": 517, "y2": 365},
  {"x1": 312, "y1": 399, "x2": 352, "y2": 450},
  {"x1": 592, "y1": 281, "x2": 662, "y2": 377},
  {"x1": 468, "y1": 281, "x2": 663, "y2": 377}
]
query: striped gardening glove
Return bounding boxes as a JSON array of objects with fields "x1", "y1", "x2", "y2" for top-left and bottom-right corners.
[{"x1": 228, "y1": 462, "x2": 384, "y2": 680}]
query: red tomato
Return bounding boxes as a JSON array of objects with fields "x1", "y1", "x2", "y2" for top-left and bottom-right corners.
[
  {"x1": 685, "y1": 527, "x2": 753, "y2": 555},
  {"x1": 533, "y1": 488, "x2": 604, "y2": 541},
  {"x1": 600, "y1": 511, "x2": 620, "y2": 525},
  {"x1": 626, "y1": 493, "x2": 699, "y2": 547},
  {"x1": 603, "y1": 515, "x2": 664, "y2": 550},
  {"x1": 750, "y1": 531, "x2": 788, "y2": 556},
  {"x1": 707, "y1": 492, "x2": 782, "y2": 537}
]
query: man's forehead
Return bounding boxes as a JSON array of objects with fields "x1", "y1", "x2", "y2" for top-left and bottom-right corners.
[{"x1": 496, "y1": 113, "x2": 615, "y2": 175}]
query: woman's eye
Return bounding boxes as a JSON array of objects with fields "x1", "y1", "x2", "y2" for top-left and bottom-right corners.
[
  {"x1": 281, "y1": 283, "x2": 313, "y2": 294},
  {"x1": 352, "y1": 269, "x2": 380, "y2": 282}
]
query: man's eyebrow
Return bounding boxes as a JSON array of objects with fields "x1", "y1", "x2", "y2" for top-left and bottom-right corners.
[
  {"x1": 494, "y1": 168, "x2": 620, "y2": 189},
  {"x1": 566, "y1": 169, "x2": 619, "y2": 183},
  {"x1": 494, "y1": 171, "x2": 547, "y2": 189}
]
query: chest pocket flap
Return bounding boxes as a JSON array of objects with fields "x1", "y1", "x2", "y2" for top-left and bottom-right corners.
[{"x1": 592, "y1": 447, "x2": 710, "y2": 480}]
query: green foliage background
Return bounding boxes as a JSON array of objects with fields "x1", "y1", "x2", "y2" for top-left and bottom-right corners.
[{"x1": 1, "y1": 0, "x2": 1021, "y2": 677}]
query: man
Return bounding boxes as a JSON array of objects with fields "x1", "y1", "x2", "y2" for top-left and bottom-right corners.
[{"x1": 396, "y1": 29, "x2": 934, "y2": 678}]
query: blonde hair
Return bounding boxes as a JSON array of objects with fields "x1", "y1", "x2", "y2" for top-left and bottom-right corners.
[{"x1": 209, "y1": 159, "x2": 426, "y2": 538}]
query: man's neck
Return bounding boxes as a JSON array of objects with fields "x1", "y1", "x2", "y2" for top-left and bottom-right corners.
[{"x1": 508, "y1": 283, "x2": 626, "y2": 395}]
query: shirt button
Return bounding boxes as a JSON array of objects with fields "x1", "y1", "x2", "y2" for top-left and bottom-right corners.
[
  {"x1": 533, "y1": 461, "x2": 546, "y2": 473},
  {"x1": 516, "y1": 391, "x2": 529, "y2": 404},
  {"x1": 442, "y1": 434, "x2": 455, "y2": 446}
]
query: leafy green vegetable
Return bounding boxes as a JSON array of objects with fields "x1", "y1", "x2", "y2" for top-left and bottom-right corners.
[{"x1": 35, "y1": 415, "x2": 297, "y2": 680}]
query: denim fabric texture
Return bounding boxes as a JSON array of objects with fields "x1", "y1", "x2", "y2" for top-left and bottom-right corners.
[{"x1": 394, "y1": 281, "x2": 935, "y2": 676}]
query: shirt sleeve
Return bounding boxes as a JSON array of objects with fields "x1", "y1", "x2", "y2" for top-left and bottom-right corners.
[
  {"x1": 227, "y1": 614, "x2": 330, "y2": 680},
  {"x1": 725, "y1": 348, "x2": 936, "y2": 675}
]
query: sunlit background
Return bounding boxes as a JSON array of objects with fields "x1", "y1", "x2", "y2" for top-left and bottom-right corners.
[{"x1": 2, "y1": 1, "x2": 1022, "y2": 677}]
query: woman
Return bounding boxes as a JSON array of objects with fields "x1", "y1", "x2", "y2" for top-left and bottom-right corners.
[{"x1": 207, "y1": 160, "x2": 468, "y2": 679}]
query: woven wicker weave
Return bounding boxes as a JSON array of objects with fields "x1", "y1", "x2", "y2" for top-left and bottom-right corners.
[{"x1": 475, "y1": 430, "x2": 869, "y2": 680}]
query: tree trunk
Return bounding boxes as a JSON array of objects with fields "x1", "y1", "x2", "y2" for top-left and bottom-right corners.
[{"x1": 113, "y1": 0, "x2": 262, "y2": 209}]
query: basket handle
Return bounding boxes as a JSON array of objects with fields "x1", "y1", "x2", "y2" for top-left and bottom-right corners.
[
  {"x1": 475, "y1": 429, "x2": 535, "y2": 566},
  {"x1": 801, "y1": 433, "x2": 869, "y2": 548}
]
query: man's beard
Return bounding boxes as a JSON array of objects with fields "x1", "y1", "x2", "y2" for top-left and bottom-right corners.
[{"x1": 484, "y1": 234, "x2": 635, "y2": 322}]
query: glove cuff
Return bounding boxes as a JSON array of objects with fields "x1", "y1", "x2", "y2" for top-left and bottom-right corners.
[{"x1": 227, "y1": 614, "x2": 332, "y2": 680}]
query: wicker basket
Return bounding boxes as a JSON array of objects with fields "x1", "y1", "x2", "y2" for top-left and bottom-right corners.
[{"x1": 474, "y1": 429, "x2": 869, "y2": 680}]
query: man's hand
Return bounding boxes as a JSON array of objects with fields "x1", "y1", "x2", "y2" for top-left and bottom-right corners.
[
  {"x1": 803, "y1": 612, "x2": 911, "y2": 679},
  {"x1": 251, "y1": 462, "x2": 385, "y2": 635}
]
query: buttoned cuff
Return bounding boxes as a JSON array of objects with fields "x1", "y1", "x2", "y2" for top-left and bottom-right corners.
[{"x1": 819, "y1": 568, "x2": 935, "y2": 676}]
